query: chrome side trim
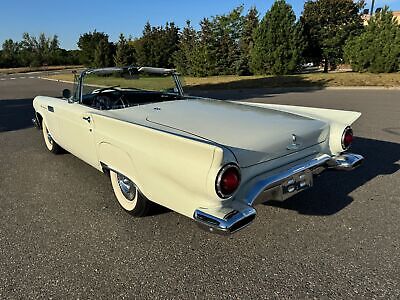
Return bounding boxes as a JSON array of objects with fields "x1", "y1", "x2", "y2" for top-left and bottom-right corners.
[{"x1": 193, "y1": 206, "x2": 256, "y2": 234}]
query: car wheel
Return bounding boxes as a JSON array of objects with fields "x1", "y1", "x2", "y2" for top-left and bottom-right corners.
[
  {"x1": 42, "y1": 119, "x2": 62, "y2": 154},
  {"x1": 110, "y1": 170, "x2": 150, "y2": 216}
]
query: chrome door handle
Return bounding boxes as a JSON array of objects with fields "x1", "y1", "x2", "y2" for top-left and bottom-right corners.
[{"x1": 82, "y1": 116, "x2": 91, "y2": 123}]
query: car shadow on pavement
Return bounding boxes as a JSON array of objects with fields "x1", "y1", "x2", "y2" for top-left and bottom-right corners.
[
  {"x1": 265, "y1": 137, "x2": 400, "y2": 216},
  {"x1": 0, "y1": 98, "x2": 34, "y2": 132}
]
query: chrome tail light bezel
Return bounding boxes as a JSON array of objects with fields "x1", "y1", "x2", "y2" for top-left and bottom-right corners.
[
  {"x1": 215, "y1": 163, "x2": 241, "y2": 199},
  {"x1": 341, "y1": 126, "x2": 354, "y2": 151}
]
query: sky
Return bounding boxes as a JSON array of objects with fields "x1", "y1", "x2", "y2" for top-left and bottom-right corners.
[{"x1": 0, "y1": 0, "x2": 399, "y2": 50}]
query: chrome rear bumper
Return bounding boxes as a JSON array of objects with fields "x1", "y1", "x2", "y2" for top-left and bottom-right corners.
[
  {"x1": 194, "y1": 153, "x2": 364, "y2": 234},
  {"x1": 194, "y1": 204, "x2": 256, "y2": 235}
]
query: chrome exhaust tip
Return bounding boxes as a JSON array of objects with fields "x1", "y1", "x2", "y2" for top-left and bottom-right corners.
[
  {"x1": 193, "y1": 205, "x2": 256, "y2": 234},
  {"x1": 330, "y1": 153, "x2": 364, "y2": 171}
]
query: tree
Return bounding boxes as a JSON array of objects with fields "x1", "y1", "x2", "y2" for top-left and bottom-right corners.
[
  {"x1": 344, "y1": 7, "x2": 400, "y2": 73},
  {"x1": 78, "y1": 31, "x2": 112, "y2": 66},
  {"x1": 135, "y1": 22, "x2": 180, "y2": 68},
  {"x1": 251, "y1": 0, "x2": 302, "y2": 75},
  {"x1": 1, "y1": 39, "x2": 20, "y2": 67},
  {"x1": 114, "y1": 33, "x2": 136, "y2": 66},
  {"x1": 213, "y1": 6, "x2": 244, "y2": 75},
  {"x1": 185, "y1": 6, "x2": 244, "y2": 76},
  {"x1": 301, "y1": 0, "x2": 364, "y2": 72},
  {"x1": 237, "y1": 7, "x2": 259, "y2": 75},
  {"x1": 196, "y1": 18, "x2": 217, "y2": 76},
  {"x1": 93, "y1": 38, "x2": 112, "y2": 67},
  {"x1": 14, "y1": 33, "x2": 61, "y2": 67},
  {"x1": 1, "y1": 33, "x2": 78, "y2": 68},
  {"x1": 173, "y1": 21, "x2": 198, "y2": 75}
]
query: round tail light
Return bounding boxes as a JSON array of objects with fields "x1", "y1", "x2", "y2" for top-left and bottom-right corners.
[
  {"x1": 341, "y1": 127, "x2": 354, "y2": 150},
  {"x1": 216, "y1": 164, "x2": 241, "y2": 199}
]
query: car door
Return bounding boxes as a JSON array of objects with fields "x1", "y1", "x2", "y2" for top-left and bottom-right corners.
[{"x1": 55, "y1": 101, "x2": 99, "y2": 169}]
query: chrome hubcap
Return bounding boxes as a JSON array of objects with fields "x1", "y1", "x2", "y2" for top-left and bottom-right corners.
[{"x1": 117, "y1": 174, "x2": 137, "y2": 201}]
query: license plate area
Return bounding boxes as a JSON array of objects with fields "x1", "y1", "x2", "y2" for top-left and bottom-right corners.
[
  {"x1": 281, "y1": 170, "x2": 313, "y2": 200},
  {"x1": 255, "y1": 170, "x2": 313, "y2": 203}
]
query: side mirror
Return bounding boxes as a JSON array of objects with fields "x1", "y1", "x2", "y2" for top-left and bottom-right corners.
[{"x1": 62, "y1": 89, "x2": 71, "y2": 99}]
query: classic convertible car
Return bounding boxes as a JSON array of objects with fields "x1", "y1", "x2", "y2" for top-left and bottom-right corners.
[{"x1": 32, "y1": 66, "x2": 364, "y2": 234}]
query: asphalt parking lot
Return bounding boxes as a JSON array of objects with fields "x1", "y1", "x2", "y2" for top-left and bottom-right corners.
[{"x1": 0, "y1": 73, "x2": 399, "y2": 299}]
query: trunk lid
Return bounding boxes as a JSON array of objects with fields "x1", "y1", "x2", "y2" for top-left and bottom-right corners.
[{"x1": 146, "y1": 99, "x2": 329, "y2": 167}]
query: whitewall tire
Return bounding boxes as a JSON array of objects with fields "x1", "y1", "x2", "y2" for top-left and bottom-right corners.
[
  {"x1": 42, "y1": 119, "x2": 62, "y2": 154},
  {"x1": 110, "y1": 170, "x2": 150, "y2": 216}
]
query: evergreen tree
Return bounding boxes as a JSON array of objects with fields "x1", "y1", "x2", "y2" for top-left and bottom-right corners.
[
  {"x1": 251, "y1": 0, "x2": 302, "y2": 75},
  {"x1": 135, "y1": 22, "x2": 180, "y2": 68},
  {"x1": 190, "y1": 7, "x2": 245, "y2": 77},
  {"x1": 196, "y1": 18, "x2": 217, "y2": 76},
  {"x1": 114, "y1": 33, "x2": 136, "y2": 66},
  {"x1": 237, "y1": 7, "x2": 259, "y2": 75},
  {"x1": 301, "y1": 0, "x2": 364, "y2": 72},
  {"x1": 213, "y1": 6, "x2": 244, "y2": 75},
  {"x1": 1, "y1": 39, "x2": 20, "y2": 67},
  {"x1": 173, "y1": 21, "x2": 198, "y2": 75},
  {"x1": 94, "y1": 38, "x2": 112, "y2": 67},
  {"x1": 344, "y1": 7, "x2": 400, "y2": 73}
]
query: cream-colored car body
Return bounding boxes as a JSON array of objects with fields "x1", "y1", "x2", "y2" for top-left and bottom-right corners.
[{"x1": 33, "y1": 68, "x2": 364, "y2": 234}]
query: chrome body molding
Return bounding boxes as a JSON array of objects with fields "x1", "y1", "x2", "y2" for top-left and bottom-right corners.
[{"x1": 193, "y1": 152, "x2": 364, "y2": 234}]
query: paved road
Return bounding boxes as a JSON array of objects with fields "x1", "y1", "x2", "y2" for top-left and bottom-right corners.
[{"x1": 0, "y1": 76, "x2": 399, "y2": 299}]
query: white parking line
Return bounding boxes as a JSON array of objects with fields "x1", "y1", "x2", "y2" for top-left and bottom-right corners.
[
  {"x1": 10, "y1": 77, "x2": 16, "y2": 80},
  {"x1": 29, "y1": 76, "x2": 35, "y2": 79},
  {"x1": 20, "y1": 76, "x2": 26, "y2": 79},
  {"x1": 0, "y1": 78, "x2": 5, "y2": 81}
]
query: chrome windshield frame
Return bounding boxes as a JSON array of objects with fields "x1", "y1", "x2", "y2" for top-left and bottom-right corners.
[{"x1": 73, "y1": 66, "x2": 184, "y2": 103}]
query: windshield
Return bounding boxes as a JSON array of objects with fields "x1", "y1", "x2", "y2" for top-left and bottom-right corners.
[
  {"x1": 81, "y1": 67, "x2": 182, "y2": 96},
  {"x1": 74, "y1": 67, "x2": 185, "y2": 110}
]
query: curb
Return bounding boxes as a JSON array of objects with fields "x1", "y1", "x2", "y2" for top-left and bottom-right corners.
[
  {"x1": 39, "y1": 77, "x2": 74, "y2": 84},
  {"x1": 322, "y1": 86, "x2": 400, "y2": 91}
]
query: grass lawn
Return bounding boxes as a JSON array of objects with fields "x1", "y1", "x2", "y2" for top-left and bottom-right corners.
[{"x1": 46, "y1": 72, "x2": 400, "y2": 90}]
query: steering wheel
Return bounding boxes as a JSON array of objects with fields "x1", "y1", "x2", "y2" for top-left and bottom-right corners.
[
  {"x1": 94, "y1": 85, "x2": 121, "y2": 110},
  {"x1": 94, "y1": 86, "x2": 127, "y2": 109},
  {"x1": 94, "y1": 94, "x2": 113, "y2": 110}
]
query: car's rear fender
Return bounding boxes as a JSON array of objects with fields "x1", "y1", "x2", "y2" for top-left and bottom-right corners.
[{"x1": 92, "y1": 114, "x2": 234, "y2": 218}]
